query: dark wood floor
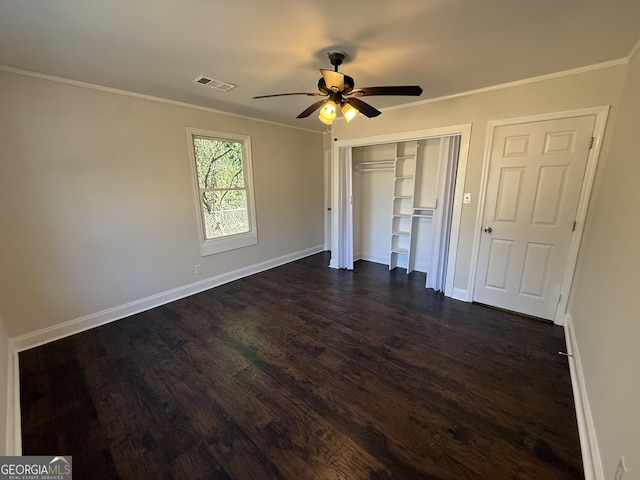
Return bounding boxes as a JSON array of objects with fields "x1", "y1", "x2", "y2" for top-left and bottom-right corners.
[{"x1": 20, "y1": 252, "x2": 583, "y2": 479}]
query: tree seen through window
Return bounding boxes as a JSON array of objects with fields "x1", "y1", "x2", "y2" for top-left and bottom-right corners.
[{"x1": 192, "y1": 136, "x2": 250, "y2": 239}]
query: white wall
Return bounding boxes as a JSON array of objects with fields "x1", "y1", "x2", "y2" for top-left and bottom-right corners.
[
  {"x1": 0, "y1": 70, "x2": 324, "y2": 339},
  {"x1": 0, "y1": 313, "x2": 8, "y2": 455},
  {"x1": 568, "y1": 50, "x2": 640, "y2": 478},
  {"x1": 354, "y1": 168, "x2": 393, "y2": 264},
  {"x1": 333, "y1": 65, "x2": 627, "y2": 297}
]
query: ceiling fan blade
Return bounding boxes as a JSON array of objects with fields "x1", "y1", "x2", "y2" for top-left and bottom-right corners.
[
  {"x1": 320, "y1": 69, "x2": 344, "y2": 92},
  {"x1": 350, "y1": 85, "x2": 423, "y2": 97},
  {"x1": 253, "y1": 92, "x2": 325, "y2": 99},
  {"x1": 297, "y1": 99, "x2": 329, "y2": 119},
  {"x1": 345, "y1": 97, "x2": 381, "y2": 118},
  {"x1": 343, "y1": 75, "x2": 355, "y2": 94}
]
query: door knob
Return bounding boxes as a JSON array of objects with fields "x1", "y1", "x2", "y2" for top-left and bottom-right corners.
[{"x1": 484, "y1": 227, "x2": 493, "y2": 234}]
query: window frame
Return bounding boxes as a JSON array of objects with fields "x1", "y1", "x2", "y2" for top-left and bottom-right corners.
[{"x1": 186, "y1": 128, "x2": 258, "y2": 256}]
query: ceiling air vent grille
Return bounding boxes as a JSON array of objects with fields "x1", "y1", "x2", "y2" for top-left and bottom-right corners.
[{"x1": 192, "y1": 75, "x2": 236, "y2": 91}]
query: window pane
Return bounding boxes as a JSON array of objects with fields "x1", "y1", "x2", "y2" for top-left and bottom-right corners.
[
  {"x1": 188, "y1": 129, "x2": 257, "y2": 254},
  {"x1": 193, "y1": 137, "x2": 245, "y2": 189},
  {"x1": 201, "y1": 190, "x2": 249, "y2": 239}
]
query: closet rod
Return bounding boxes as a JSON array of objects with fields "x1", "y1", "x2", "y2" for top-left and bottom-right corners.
[
  {"x1": 357, "y1": 167, "x2": 395, "y2": 172},
  {"x1": 355, "y1": 160, "x2": 395, "y2": 166}
]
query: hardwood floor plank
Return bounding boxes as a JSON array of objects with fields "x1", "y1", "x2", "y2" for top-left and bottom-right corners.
[
  {"x1": 20, "y1": 337, "x2": 121, "y2": 479},
  {"x1": 190, "y1": 405, "x2": 287, "y2": 480},
  {"x1": 233, "y1": 364, "x2": 394, "y2": 480},
  {"x1": 19, "y1": 253, "x2": 583, "y2": 479}
]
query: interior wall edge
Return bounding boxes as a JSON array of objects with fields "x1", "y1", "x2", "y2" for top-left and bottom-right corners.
[
  {"x1": 627, "y1": 35, "x2": 640, "y2": 62},
  {"x1": 564, "y1": 313, "x2": 604, "y2": 480}
]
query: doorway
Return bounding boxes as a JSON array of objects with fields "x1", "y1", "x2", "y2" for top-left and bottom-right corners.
[
  {"x1": 330, "y1": 124, "x2": 471, "y2": 297},
  {"x1": 471, "y1": 107, "x2": 609, "y2": 324}
]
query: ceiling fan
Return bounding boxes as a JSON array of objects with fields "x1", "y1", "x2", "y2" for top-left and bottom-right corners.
[{"x1": 253, "y1": 50, "x2": 423, "y2": 125}]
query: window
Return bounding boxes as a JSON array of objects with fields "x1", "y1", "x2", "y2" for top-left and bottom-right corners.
[{"x1": 187, "y1": 128, "x2": 257, "y2": 255}]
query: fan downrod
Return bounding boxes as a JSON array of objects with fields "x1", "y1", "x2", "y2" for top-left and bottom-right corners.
[{"x1": 327, "y1": 50, "x2": 346, "y2": 71}]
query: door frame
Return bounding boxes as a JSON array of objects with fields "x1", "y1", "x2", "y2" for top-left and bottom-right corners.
[
  {"x1": 323, "y1": 150, "x2": 332, "y2": 251},
  {"x1": 468, "y1": 106, "x2": 610, "y2": 325},
  {"x1": 330, "y1": 123, "x2": 472, "y2": 298}
]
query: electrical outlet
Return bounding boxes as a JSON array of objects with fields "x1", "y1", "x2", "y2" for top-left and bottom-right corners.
[
  {"x1": 194, "y1": 264, "x2": 202, "y2": 275},
  {"x1": 615, "y1": 456, "x2": 628, "y2": 480}
]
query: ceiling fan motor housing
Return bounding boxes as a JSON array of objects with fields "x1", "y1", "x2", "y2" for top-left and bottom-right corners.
[{"x1": 327, "y1": 50, "x2": 346, "y2": 71}]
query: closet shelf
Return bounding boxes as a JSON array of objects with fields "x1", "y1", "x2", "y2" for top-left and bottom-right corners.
[
  {"x1": 354, "y1": 160, "x2": 395, "y2": 172},
  {"x1": 390, "y1": 140, "x2": 420, "y2": 273},
  {"x1": 413, "y1": 207, "x2": 434, "y2": 218}
]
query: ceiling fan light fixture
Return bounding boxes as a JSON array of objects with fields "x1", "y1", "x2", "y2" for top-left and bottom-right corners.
[
  {"x1": 341, "y1": 102, "x2": 359, "y2": 123},
  {"x1": 253, "y1": 49, "x2": 422, "y2": 126},
  {"x1": 318, "y1": 100, "x2": 337, "y2": 124}
]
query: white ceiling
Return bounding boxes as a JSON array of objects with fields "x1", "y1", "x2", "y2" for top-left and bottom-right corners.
[{"x1": 1, "y1": 0, "x2": 639, "y2": 132}]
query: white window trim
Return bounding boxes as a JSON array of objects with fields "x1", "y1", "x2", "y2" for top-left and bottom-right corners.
[{"x1": 186, "y1": 127, "x2": 258, "y2": 256}]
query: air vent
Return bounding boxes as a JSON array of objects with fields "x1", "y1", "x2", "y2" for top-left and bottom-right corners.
[{"x1": 192, "y1": 75, "x2": 236, "y2": 91}]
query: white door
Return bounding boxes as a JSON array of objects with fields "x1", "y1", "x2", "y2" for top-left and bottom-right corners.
[{"x1": 473, "y1": 115, "x2": 596, "y2": 320}]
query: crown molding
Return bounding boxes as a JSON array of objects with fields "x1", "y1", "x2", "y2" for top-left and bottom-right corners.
[
  {"x1": 3, "y1": 43, "x2": 636, "y2": 131},
  {"x1": 627, "y1": 36, "x2": 640, "y2": 62},
  {"x1": 380, "y1": 57, "x2": 628, "y2": 114},
  {"x1": 0, "y1": 65, "x2": 322, "y2": 135}
]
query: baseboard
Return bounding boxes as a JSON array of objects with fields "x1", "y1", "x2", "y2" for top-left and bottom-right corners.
[
  {"x1": 358, "y1": 252, "x2": 389, "y2": 266},
  {"x1": 9, "y1": 245, "x2": 324, "y2": 353},
  {"x1": 5, "y1": 349, "x2": 21, "y2": 456},
  {"x1": 413, "y1": 261, "x2": 428, "y2": 274},
  {"x1": 451, "y1": 287, "x2": 471, "y2": 302},
  {"x1": 564, "y1": 314, "x2": 604, "y2": 480},
  {"x1": 6, "y1": 245, "x2": 325, "y2": 455},
  {"x1": 3, "y1": 349, "x2": 9, "y2": 455}
]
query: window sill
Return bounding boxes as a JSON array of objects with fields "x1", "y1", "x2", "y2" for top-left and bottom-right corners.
[{"x1": 200, "y1": 231, "x2": 258, "y2": 256}]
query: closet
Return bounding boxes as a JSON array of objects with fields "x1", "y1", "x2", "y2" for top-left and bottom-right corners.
[{"x1": 352, "y1": 138, "x2": 442, "y2": 274}]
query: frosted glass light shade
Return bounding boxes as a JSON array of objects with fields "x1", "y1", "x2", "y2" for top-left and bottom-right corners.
[
  {"x1": 318, "y1": 101, "x2": 337, "y2": 124},
  {"x1": 341, "y1": 103, "x2": 359, "y2": 122}
]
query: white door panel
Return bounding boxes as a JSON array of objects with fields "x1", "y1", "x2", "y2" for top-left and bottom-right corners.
[{"x1": 474, "y1": 115, "x2": 596, "y2": 320}]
